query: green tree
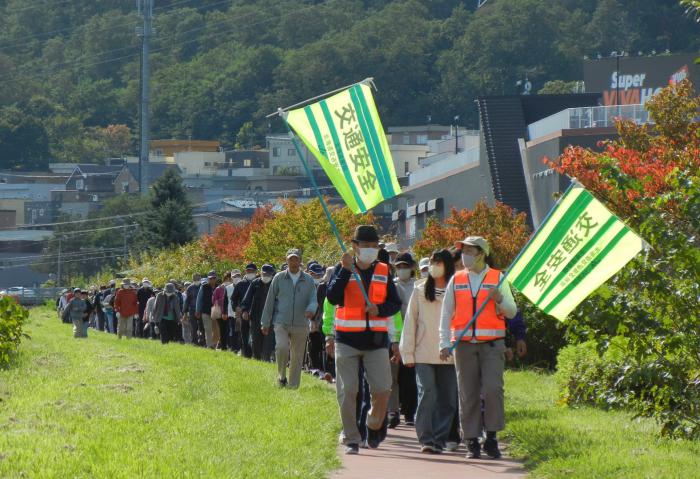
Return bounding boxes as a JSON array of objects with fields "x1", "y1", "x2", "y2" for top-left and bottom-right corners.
[
  {"x1": 137, "y1": 169, "x2": 196, "y2": 250},
  {"x1": 0, "y1": 105, "x2": 50, "y2": 170}
]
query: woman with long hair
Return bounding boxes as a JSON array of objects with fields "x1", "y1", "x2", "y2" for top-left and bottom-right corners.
[{"x1": 400, "y1": 249, "x2": 457, "y2": 454}]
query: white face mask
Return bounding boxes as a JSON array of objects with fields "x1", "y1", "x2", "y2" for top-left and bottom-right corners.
[
  {"x1": 396, "y1": 269, "x2": 412, "y2": 281},
  {"x1": 429, "y1": 264, "x2": 445, "y2": 278},
  {"x1": 232, "y1": 277, "x2": 241, "y2": 285},
  {"x1": 461, "y1": 253, "x2": 477, "y2": 269},
  {"x1": 357, "y1": 247, "x2": 379, "y2": 264},
  {"x1": 261, "y1": 276, "x2": 272, "y2": 284},
  {"x1": 420, "y1": 270, "x2": 429, "y2": 279},
  {"x1": 245, "y1": 273, "x2": 256, "y2": 281}
]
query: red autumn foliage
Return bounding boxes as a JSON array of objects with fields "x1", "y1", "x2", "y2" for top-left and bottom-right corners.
[
  {"x1": 414, "y1": 200, "x2": 531, "y2": 269},
  {"x1": 201, "y1": 205, "x2": 274, "y2": 263},
  {"x1": 546, "y1": 79, "x2": 700, "y2": 220}
]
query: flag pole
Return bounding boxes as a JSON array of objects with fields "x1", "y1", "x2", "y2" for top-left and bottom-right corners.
[
  {"x1": 283, "y1": 120, "x2": 373, "y2": 307},
  {"x1": 266, "y1": 78, "x2": 375, "y2": 118},
  {"x1": 449, "y1": 180, "x2": 578, "y2": 351}
]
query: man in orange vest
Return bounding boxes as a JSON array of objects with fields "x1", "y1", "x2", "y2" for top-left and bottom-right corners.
[
  {"x1": 326, "y1": 225, "x2": 402, "y2": 455},
  {"x1": 438, "y1": 236, "x2": 518, "y2": 460}
]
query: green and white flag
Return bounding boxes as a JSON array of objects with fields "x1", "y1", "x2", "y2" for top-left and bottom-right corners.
[
  {"x1": 284, "y1": 82, "x2": 401, "y2": 214},
  {"x1": 508, "y1": 182, "x2": 645, "y2": 321}
]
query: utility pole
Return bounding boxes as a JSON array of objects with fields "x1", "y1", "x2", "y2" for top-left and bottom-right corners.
[
  {"x1": 57, "y1": 236, "x2": 62, "y2": 288},
  {"x1": 137, "y1": 0, "x2": 154, "y2": 196}
]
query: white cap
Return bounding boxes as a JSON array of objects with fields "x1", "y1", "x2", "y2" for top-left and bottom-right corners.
[
  {"x1": 419, "y1": 257, "x2": 430, "y2": 270},
  {"x1": 455, "y1": 236, "x2": 490, "y2": 256},
  {"x1": 385, "y1": 243, "x2": 400, "y2": 253}
]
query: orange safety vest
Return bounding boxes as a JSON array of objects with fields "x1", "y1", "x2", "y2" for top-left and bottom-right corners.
[
  {"x1": 335, "y1": 262, "x2": 389, "y2": 332},
  {"x1": 451, "y1": 268, "x2": 506, "y2": 343}
]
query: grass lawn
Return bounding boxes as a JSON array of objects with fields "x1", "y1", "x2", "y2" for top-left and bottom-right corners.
[
  {"x1": 0, "y1": 308, "x2": 340, "y2": 478},
  {"x1": 504, "y1": 370, "x2": 700, "y2": 478},
  {"x1": 3, "y1": 308, "x2": 700, "y2": 478}
]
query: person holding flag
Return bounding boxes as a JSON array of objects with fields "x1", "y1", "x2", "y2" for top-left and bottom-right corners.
[
  {"x1": 438, "y1": 236, "x2": 518, "y2": 460},
  {"x1": 326, "y1": 225, "x2": 402, "y2": 455}
]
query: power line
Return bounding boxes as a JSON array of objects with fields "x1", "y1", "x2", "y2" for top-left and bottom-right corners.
[
  {"x1": 0, "y1": 0, "x2": 334, "y2": 85},
  {"x1": 0, "y1": 0, "x2": 234, "y2": 53}
]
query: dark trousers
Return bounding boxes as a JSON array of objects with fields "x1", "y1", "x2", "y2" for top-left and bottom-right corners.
[
  {"x1": 160, "y1": 320, "x2": 178, "y2": 344},
  {"x1": 308, "y1": 331, "x2": 325, "y2": 371},
  {"x1": 323, "y1": 351, "x2": 336, "y2": 377},
  {"x1": 356, "y1": 362, "x2": 371, "y2": 441},
  {"x1": 262, "y1": 327, "x2": 275, "y2": 362},
  {"x1": 399, "y1": 363, "x2": 418, "y2": 421},
  {"x1": 240, "y1": 318, "x2": 252, "y2": 358},
  {"x1": 216, "y1": 318, "x2": 228, "y2": 350},
  {"x1": 95, "y1": 310, "x2": 106, "y2": 331},
  {"x1": 229, "y1": 318, "x2": 241, "y2": 352},
  {"x1": 251, "y1": 316, "x2": 264, "y2": 360},
  {"x1": 134, "y1": 317, "x2": 145, "y2": 338}
]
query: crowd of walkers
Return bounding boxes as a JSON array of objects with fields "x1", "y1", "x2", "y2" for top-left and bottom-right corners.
[{"x1": 56, "y1": 224, "x2": 527, "y2": 462}]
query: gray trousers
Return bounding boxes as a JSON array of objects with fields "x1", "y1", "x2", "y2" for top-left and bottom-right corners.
[
  {"x1": 414, "y1": 364, "x2": 458, "y2": 446},
  {"x1": 454, "y1": 339, "x2": 506, "y2": 439},
  {"x1": 72, "y1": 319, "x2": 86, "y2": 338},
  {"x1": 274, "y1": 324, "x2": 308, "y2": 388},
  {"x1": 335, "y1": 342, "x2": 392, "y2": 445},
  {"x1": 116, "y1": 314, "x2": 133, "y2": 339},
  {"x1": 202, "y1": 314, "x2": 213, "y2": 348}
]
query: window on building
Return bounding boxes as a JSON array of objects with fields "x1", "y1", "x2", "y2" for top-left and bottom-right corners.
[
  {"x1": 204, "y1": 162, "x2": 211, "y2": 166},
  {"x1": 273, "y1": 147, "x2": 281, "y2": 157},
  {"x1": 75, "y1": 179, "x2": 84, "y2": 190},
  {"x1": 244, "y1": 159, "x2": 252, "y2": 167},
  {"x1": 403, "y1": 134, "x2": 410, "y2": 145},
  {"x1": 122, "y1": 182, "x2": 129, "y2": 193},
  {"x1": 416, "y1": 134, "x2": 428, "y2": 145},
  {"x1": 404, "y1": 161, "x2": 409, "y2": 175},
  {"x1": 288, "y1": 148, "x2": 296, "y2": 156}
]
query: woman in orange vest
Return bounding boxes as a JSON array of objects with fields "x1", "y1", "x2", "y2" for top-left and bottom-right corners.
[{"x1": 438, "y1": 236, "x2": 518, "y2": 460}]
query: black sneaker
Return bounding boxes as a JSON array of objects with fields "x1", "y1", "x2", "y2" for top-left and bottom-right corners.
[
  {"x1": 345, "y1": 443, "x2": 359, "y2": 455},
  {"x1": 387, "y1": 412, "x2": 400, "y2": 429},
  {"x1": 466, "y1": 439, "x2": 481, "y2": 459},
  {"x1": 483, "y1": 438, "x2": 502, "y2": 459},
  {"x1": 404, "y1": 415, "x2": 415, "y2": 426},
  {"x1": 277, "y1": 378, "x2": 288, "y2": 388},
  {"x1": 433, "y1": 444, "x2": 444, "y2": 454},
  {"x1": 367, "y1": 426, "x2": 382, "y2": 449}
]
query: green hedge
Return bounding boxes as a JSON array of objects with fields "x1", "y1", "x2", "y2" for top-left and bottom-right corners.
[
  {"x1": 555, "y1": 339, "x2": 700, "y2": 439},
  {"x1": 0, "y1": 296, "x2": 29, "y2": 368}
]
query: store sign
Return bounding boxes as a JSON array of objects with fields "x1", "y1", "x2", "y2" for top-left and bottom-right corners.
[{"x1": 584, "y1": 54, "x2": 699, "y2": 106}]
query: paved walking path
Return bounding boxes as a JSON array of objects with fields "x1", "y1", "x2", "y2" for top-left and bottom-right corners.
[{"x1": 332, "y1": 424, "x2": 527, "y2": 479}]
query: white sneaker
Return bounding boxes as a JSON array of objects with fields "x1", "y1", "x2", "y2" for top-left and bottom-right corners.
[
  {"x1": 359, "y1": 439, "x2": 369, "y2": 449},
  {"x1": 446, "y1": 441, "x2": 460, "y2": 452}
]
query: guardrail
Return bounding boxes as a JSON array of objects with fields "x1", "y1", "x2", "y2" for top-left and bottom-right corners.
[{"x1": 1, "y1": 287, "x2": 63, "y2": 306}]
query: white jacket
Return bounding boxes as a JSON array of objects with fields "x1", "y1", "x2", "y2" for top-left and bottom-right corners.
[{"x1": 400, "y1": 280, "x2": 453, "y2": 365}]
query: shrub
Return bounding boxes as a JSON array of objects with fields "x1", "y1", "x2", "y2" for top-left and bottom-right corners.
[
  {"x1": 0, "y1": 296, "x2": 30, "y2": 368},
  {"x1": 548, "y1": 80, "x2": 700, "y2": 438}
]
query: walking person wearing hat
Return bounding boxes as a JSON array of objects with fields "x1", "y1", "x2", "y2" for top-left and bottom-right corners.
[
  {"x1": 195, "y1": 271, "x2": 219, "y2": 348},
  {"x1": 136, "y1": 279, "x2": 154, "y2": 338},
  {"x1": 231, "y1": 263, "x2": 259, "y2": 357},
  {"x1": 153, "y1": 283, "x2": 183, "y2": 344},
  {"x1": 114, "y1": 279, "x2": 139, "y2": 340},
  {"x1": 241, "y1": 264, "x2": 277, "y2": 361},
  {"x1": 388, "y1": 252, "x2": 418, "y2": 428},
  {"x1": 326, "y1": 225, "x2": 402, "y2": 455},
  {"x1": 261, "y1": 249, "x2": 317, "y2": 388},
  {"x1": 439, "y1": 236, "x2": 519, "y2": 460},
  {"x1": 63, "y1": 288, "x2": 89, "y2": 338}
]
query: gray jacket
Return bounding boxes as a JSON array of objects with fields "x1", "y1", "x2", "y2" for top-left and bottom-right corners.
[
  {"x1": 65, "y1": 298, "x2": 87, "y2": 322},
  {"x1": 261, "y1": 270, "x2": 318, "y2": 328},
  {"x1": 152, "y1": 292, "x2": 182, "y2": 323}
]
